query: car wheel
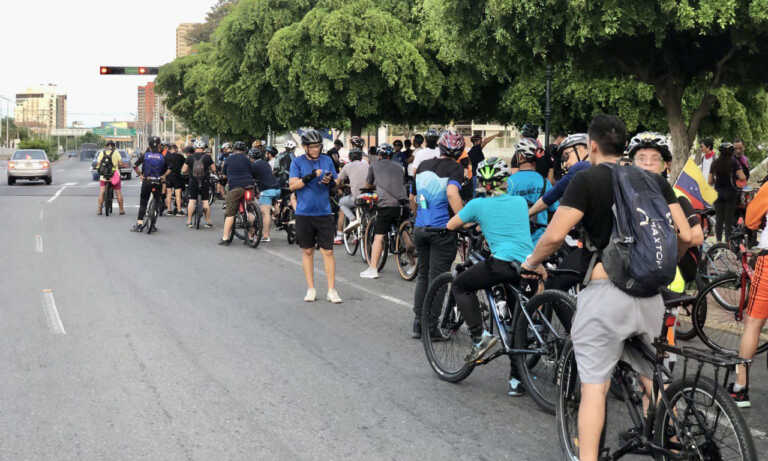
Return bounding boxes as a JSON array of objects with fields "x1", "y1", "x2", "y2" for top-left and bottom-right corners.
[
  {"x1": 45, "y1": 176, "x2": 52, "y2": 185},
  {"x1": 127, "y1": 173, "x2": 131, "y2": 180},
  {"x1": 7, "y1": 176, "x2": 15, "y2": 185}
]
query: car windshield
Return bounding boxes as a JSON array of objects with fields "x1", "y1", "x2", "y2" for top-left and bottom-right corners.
[
  {"x1": 81, "y1": 150, "x2": 97, "y2": 161},
  {"x1": 13, "y1": 150, "x2": 47, "y2": 160},
  {"x1": 120, "y1": 151, "x2": 130, "y2": 161}
]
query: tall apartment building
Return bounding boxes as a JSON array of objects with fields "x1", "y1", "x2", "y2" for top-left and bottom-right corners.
[
  {"x1": 15, "y1": 84, "x2": 66, "y2": 133},
  {"x1": 176, "y1": 23, "x2": 199, "y2": 58},
  {"x1": 137, "y1": 81, "x2": 156, "y2": 135}
]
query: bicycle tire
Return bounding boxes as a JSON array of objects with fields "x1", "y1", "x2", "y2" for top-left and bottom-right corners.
[
  {"x1": 693, "y1": 274, "x2": 768, "y2": 355},
  {"x1": 246, "y1": 203, "x2": 263, "y2": 248},
  {"x1": 395, "y1": 220, "x2": 418, "y2": 281},
  {"x1": 104, "y1": 184, "x2": 113, "y2": 216},
  {"x1": 513, "y1": 290, "x2": 576, "y2": 415},
  {"x1": 285, "y1": 208, "x2": 296, "y2": 244},
  {"x1": 421, "y1": 272, "x2": 475, "y2": 383},
  {"x1": 654, "y1": 376, "x2": 757, "y2": 461},
  {"x1": 342, "y1": 215, "x2": 359, "y2": 256},
  {"x1": 195, "y1": 200, "x2": 202, "y2": 230},
  {"x1": 556, "y1": 340, "x2": 582, "y2": 461},
  {"x1": 364, "y1": 217, "x2": 388, "y2": 271},
  {"x1": 146, "y1": 199, "x2": 156, "y2": 235},
  {"x1": 672, "y1": 298, "x2": 697, "y2": 341},
  {"x1": 698, "y1": 243, "x2": 741, "y2": 312}
]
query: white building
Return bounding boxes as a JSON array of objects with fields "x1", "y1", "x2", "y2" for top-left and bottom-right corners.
[{"x1": 15, "y1": 84, "x2": 66, "y2": 133}]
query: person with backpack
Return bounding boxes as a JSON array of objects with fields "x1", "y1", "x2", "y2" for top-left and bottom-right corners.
[
  {"x1": 131, "y1": 136, "x2": 169, "y2": 232},
  {"x1": 182, "y1": 138, "x2": 216, "y2": 229},
  {"x1": 164, "y1": 144, "x2": 186, "y2": 216},
  {"x1": 336, "y1": 137, "x2": 369, "y2": 242},
  {"x1": 521, "y1": 115, "x2": 692, "y2": 461},
  {"x1": 506, "y1": 138, "x2": 558, "y2": 246},
  {"x1": 709, "y1": 142, "x2": 747, "y2": 242},
  {"x1": 96, "y1": 141, "x2": 125, "y2": 215}
]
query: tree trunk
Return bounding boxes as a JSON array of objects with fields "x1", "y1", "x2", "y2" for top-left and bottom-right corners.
[
  {"x1": 350, "y1": 117, "x2": 364, "y2": 137},
  {"x1": 657, "y1": 83, "x2": 691, "y2": 181}
]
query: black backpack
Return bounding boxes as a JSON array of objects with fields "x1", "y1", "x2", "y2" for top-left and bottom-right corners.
[
  {"x1": 192, "y1": 155, "x2": 206, "y2": 179},
  {"x1": 98, "y1": 151, "x2": 114, "y2": 178},
  {"x1": 587, "y1": 164, "x2": 677, "y2": 297}
]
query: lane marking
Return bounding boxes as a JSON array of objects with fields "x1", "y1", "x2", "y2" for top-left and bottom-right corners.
[
  {"x1": 35, "y1": 235, "x2": 43, "y2": 253},
  {"x1": 262, "y1": 248, "x2": 412, "y2": 308},
  {"x1": 41, "y1": 289, "x2": 66, "y2": 335},
  {"x1": 63, "y1": 182, "x2": 77, "y2": 186},
  {"x1": 47, "y1": 185, "x2": 68, "y2": 203}
]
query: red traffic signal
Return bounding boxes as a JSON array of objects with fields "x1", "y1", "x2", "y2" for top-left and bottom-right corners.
[{"x1": 98, "y1": 66, "x2": 159, "y2": 75}]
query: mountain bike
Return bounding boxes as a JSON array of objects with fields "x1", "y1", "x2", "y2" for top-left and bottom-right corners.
[
  {"x1": 225, "y1": 186, "x2": 262, "y2": 248},
  {"x1": 341, "y1": 188, "x2": 377, "y2": 263},
  {"x1": 104, "y1": 180, "x2": 113, "y2": 216},
  {"x1": 274, "y1": 186, "x2": 296, "y2": 244},
  {"x1": 420, "y1": 225, "x2": 577, "y2": 414},
  {"x1": 363, "y1": 204, "x2": 411, "y2": 274},
  {"x1": 140, "y1": 178, "x2": 162, "y2": 235},
  {"x1": 557, "y1": 305, "x2": 756, "y2": 460},
  {"x1": 395, "y1": 217, "x2": 418, "y2": 280}
]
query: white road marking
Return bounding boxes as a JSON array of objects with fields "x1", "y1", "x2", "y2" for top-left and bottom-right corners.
[
  {"x1": 262, "y1": 248, "x2": 412, "y2": 308},
  {"x1": 63, "y1": 182, "x2": 77, "y2": 186},
  {"x1": 41, "y1": 289, "x2": 66, "y2": 335},
  {"x1": 35, "y1": 235, "x2": 43, "y2": 253},
  {"x1": 86, "y1": 182, "x2": 99, "y2": 187},
  {"x1": 47, "y1": 185, "x2": 68, "y2": 203}
]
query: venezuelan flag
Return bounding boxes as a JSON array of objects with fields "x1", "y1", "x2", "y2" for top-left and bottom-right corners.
[{"x1": 673, "y1": 156, "x2": 718, "y2": 209}]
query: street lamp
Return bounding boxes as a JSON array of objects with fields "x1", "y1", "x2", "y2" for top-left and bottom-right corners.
[{"x1": 0, "y1": 95, "x2": 10, "y2": 147}]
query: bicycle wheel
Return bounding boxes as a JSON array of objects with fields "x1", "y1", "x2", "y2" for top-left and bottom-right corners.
[
  {"x1": 672, "y1": 298, "x2": 698, "y2": 341},
  {"x1": 693, "y1": 274, "x2": 768, "y2": 355},
  {"x1": 342, "y1": 215, "x2": 359, "y2": 256},
  {"x1": 395, "y1": 220, "x2": 418, "y2": 281},
  {"x1": 362, "y1": 217, "x2": 387, "y2": 272},
  {"x1": 246, "y1": 203, "x2": 263, "y2": 248},
  {"x1": 421, "y1": 272, "x2": 475, "y2": 383},
  {"x1": 514, "y1": 290, "x2": 576, "y2": 415},
  {"x1": 195, "y1": 200, "x2": 202, "y2": 229},
  {"x1": 556, "y1": 341, "x2": 582, "y2": 460},
  {"x1": 654, "y1": 376, "x2": 757, "y2": 461},
  {"x1": 146, "y1": 199, "x2": 156, "y2": 235},
  {"x1": 104, "y1": 185, "x2": 113, "y2": 216},
  {"x1": 699, "y1": 243, "x2": 741, "y2": 311}
]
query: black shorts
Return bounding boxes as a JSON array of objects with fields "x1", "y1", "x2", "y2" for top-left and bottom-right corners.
[
  {"x1": 166, "y1": 173, "x2": 185, "y2": 190},
  {"x1": 296, "y1": 215, "x2": 335, "y2": 250},
  {"x1": 374, "y1": 206, "x2": 402, "y2": 235},
  {"x1": 188, "y1": 179, "x2": 211, "y2": 201}
]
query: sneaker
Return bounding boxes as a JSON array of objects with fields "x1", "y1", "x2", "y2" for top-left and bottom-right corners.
[
  {"x1": 727, "y1": 383, "x2": 751, "y2": 408},
  {"x1": 218, "y1": 239, "x2": 231, "y2": 246},
  {"x1": 360, "y1": 267, "x2": 379, "y2": 279},
  {"x1": 464, "y1": 331, "x2": 498, "y2": 363},
  {"x1": 507, "y1": 377, "x2": 526, "y2": 397},
  {"x1": 428, "y1": 327, "x2": 448, "y2": 342},
  {"x1": 166, "y1": 210, "x2": 174, "y2": 216},
  {"x1": 326, "y1": 289, "x2": 343, "y2": 304},
  {"x1": 304, "y1": 288, "x2": 316, "y2": 302},
  {"x1": 334, "y1": 236, "x2": 343, "y2": 245},
  {"x1": 343, "y1": 219, "x2": 360, "y2": 232},
  {"x1": 130, "y1": 223, "x2": 142, "y2": 232},
  {"x1": 187, "y1": 222, "x2": 193, "y2": 229},
  {"x1": 411, "y1": 319, "x2": 421, "y2": 339},
  {"x1": 262, "y1": 237, "x2": 271, "y2": 243},
  {"x1": 204, "y1": 223, "x2": 213, "y2": 229}
]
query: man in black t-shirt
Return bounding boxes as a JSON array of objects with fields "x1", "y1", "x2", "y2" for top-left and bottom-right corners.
[
  {"x1": 164, "y1": 144, "x2": 186, "y2": 216},
  {"x1": 522, "y1": 116, "x2": 693, "y2": 461},
  {"x1": 182, "y1": 140, "x2": 216, "y2": 228}
]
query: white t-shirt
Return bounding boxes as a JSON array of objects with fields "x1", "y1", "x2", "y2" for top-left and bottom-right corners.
[
  {"x1": 408, "y1": 147, "x2": 440, "y2": 177},
  {"x1": 701, "y1": 154, "x2": 714, "y2": 180}
]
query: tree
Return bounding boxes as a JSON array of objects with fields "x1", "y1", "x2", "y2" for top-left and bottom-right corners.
[
  {"x1": 78, "y1": 132, "x2": 104, "y2": 146},
  {"x1": 424, "y1": 0, "x2": 768, "y2": 173},
  {"x1": 1, "y1": 117, "x2": 31, "y2": 142},
  {"x1": 19, "y1": 138, "x2": 57, "y2": 160},
  {"x1": 187, "y1": 0, "x2": 239, "y2": 45}
]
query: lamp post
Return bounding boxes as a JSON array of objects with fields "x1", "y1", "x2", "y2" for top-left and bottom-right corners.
[
  {"x1": 0, "y1": 95, "x2": 10, "y2": 147},
  {"x1": 544, "y1": 63, "x2": 552, "y2": 150}
]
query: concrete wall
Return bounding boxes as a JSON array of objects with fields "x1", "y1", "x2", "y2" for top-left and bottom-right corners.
[{"x1": 0, "y1": 147, "x2": 14, "y2": 159}]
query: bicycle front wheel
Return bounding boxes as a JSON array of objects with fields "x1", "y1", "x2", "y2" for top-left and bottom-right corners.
[
  {"x1": 395, "y1": 220, "x2": 418, "y2": 281},
  {"x1": 555, "y1": 341, "x2": 581, "y2": 460},
  {"x1": 105, "y1": 185, "x2": 113, "y2": 216},
  {"x1": 514, "y1": 290, "x2": 576, "y2": 415},
  {"x1": 693, "y1": 274, "x2": 768, "y2": 355},
  {"x1": 195, "y1": 201, "x2": 202, "y2": 229},
  {"x1": 421, "y1": 272, "x2": 475, "y2": 383},
  {"x1": 698, "y1": 243, "x2": 741, "y2": 312},
  {"x1": 246, "y1": 203, "x2": 263, "y2": 248},
  {"x1": 342, "y1": 215, "x2": 359, "y2": 256},
  {"x1": 654, "y1": 376, "x2": 757, "y2": 461}
]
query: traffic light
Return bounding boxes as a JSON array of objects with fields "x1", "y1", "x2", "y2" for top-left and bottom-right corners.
[{"x1": 99, "y1": 66, "x2": 159, "y2": 75}]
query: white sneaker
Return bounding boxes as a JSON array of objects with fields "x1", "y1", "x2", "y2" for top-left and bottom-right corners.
[
  {"x1": 360, "y1": 267, "x2": 379, "y2": 279},
  {"x1": 304, "y1": 288, "x2": 316, "y2": 302},
  {"x1": 326, "y1": 289, "x2": 342, "y2": 304},
  {"x1": 343, "y1": 219, "x2": 360, "y2": 232}
]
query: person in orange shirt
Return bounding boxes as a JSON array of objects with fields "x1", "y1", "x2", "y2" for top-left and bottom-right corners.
[{"x1": 729, "y1": 181, "x2": 768, "y2": 408}]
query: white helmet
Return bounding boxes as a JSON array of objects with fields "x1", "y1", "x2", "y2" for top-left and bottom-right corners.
[
  {"x1": 193, "y1": 138, "x2": 207, "y2": 149},
  {"x1": 284, "y1": 140, "x2": 296, "y2": 150}
]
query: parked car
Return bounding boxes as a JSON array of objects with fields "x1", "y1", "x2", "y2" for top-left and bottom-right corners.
[
  {"x1": 119, "y1": 150, "x2": 132, "y2": 180},
  {"x1": 7, "y1": 150, "x2": 52, "y2": 185}
]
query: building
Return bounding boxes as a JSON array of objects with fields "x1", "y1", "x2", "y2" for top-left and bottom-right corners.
[
  {"x1": 176, "y1": 23, "x2": 199, "y2": 58},
  {"x1": 137, "y1": 81, "x2": 156, "y2": 136},
  {"x1": 15, "y1": 84, "x2": 66, "y2": 133}
]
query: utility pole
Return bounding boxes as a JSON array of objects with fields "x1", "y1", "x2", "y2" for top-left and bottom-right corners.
[{"x1": 544, "y1": 63, "x2": 552, "y2": 150}]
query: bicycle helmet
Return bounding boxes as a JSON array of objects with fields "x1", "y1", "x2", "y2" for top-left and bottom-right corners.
[
  {"x1": 477, "y1": 157, "x2": 509, "y2": 182},
  {"x1": 248, "y1": 148, "x2": 263, "y2": 160},
  {"x1": 221, "y1": 142, "x2": 232, "y2": 151},
  {"x1": 557, "y1": 133, "x2": 588, "y2": 156},
  {"x1": 349, "y1": 148, "x2": 363, "y2": 162},
  {"x1": 626, "y1": 132, "x2": 672, "y2": 162},
  {"x1": 377, "y1": 143, "x2": 394, "y2": 158},
  {"x1": 437, "y1": 129, "x2": 465, "y2": 158},
  {"x1": 425, "y1": 128, "x2": 439, "y2": 143},
  {"x1": 284, "y1": 140, "x2": 296, "y2": 150},
  {"x1": 265, "y1": 145, "x2": 278, "y2": 157},
  {"x1": 520, "y1": 123, "x2": 539, "y2": 139},
  {"x1": 232, "y1": 141, "x2": 246, "y2": 152},
  {"x1": 105, "y1": 140, "x2": 116, "y2": 148},
  {"x1": 349, "y1": 136, "x2": 364, "y2": 149},
  {"x1": 719, "y1": 142, "x2": 735, "y2": 156},
  {"x1": 148, "y1": 136, "x2": 162, "y2": 149},
  {"x1": 514, "y1": 138, "x2": 539, "y2": 162},
  {"x1": 301, "y1": 129, "x2": 323, "y2": 146},
  {"x1": 193, "y1": 138, "x2": 207, "y2": 149}
]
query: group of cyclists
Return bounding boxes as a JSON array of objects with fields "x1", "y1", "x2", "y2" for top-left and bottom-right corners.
[{"x1": 94, "y1": 117, "x2": 766, "y2": 460}]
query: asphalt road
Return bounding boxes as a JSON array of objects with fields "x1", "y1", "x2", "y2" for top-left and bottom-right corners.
[{"x1": 2, "y1": 157, "x2": 767, "y2": 460}]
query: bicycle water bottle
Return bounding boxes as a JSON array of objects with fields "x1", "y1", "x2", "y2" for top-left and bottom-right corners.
[{"x1": 419, "y1": 194, "x2": 427, "y2": 210}]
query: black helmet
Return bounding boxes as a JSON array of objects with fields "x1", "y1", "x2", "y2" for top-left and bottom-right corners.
[
  {"x1": 148, "y1": 136, "x2": 161, "y2": 149},
  {"x1": 248, "y1": 148, "x2": 263, "y2": 160},
  {"x1": 521, "y1": 123, "x2": 539, "y2": 139},
  {"x1": 105, "y1": 140, "x2": 116, "y2": 148},
  {"x1": 350, "y1": 136, "x2": 364, "y2": 149},
  {"x1": 719, "y1": 142, "x2": 735, "y2": 156},
  {"x1": 265, "y1": 145, "x2": 278, "y2": 156},
  {"x1": 425, "y1": 128, "x2": 439, "y2": 143},
  {"x1": 349, "y1": 148, "x2": 363, "y2": 162},
  {"x1": 301, "y1": 129, "x2": 323, "y2": 146},
  {"x1": 377, "y1": 143, "x2": 394, "y2": 158},
  {"x1": 233, "y1": 141, "x2": 247, "y2": 152}
]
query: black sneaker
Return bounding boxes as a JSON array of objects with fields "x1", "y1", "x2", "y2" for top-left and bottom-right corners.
[
  {"x1": 130, "y1": 223, "x2": 142, "y2": 232},
  {"x1": 507, "y1": 377, "x2": 526, "y2": 397},
  {"x1": 218, "y1": 239, "x2": 231, "y2": 246},
  {"x1": 727, "y1": 383, "x2": 751, "y2": 408},
  {"x1": 411, "y1": 319, "x2": 421, "y2": 339}
]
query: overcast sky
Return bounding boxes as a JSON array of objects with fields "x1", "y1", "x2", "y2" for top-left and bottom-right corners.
[{"x1": 0, "y1": 0, "x2": 215, "y2": 127}]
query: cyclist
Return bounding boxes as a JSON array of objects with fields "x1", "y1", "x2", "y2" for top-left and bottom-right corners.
[
  {"x1": 131, "y1": 136, "x2": 169, "y2": 232},
  {"x1": 182, "y1": 139, "x2": 216, "y2": 229},
  {"x1": 409, "y1": 128, "x2": 440, "y2": 177},
  {"x1": 219, "y1": 141, "x2": 259, "y2": 245},
  {"x1": 507, "y1": 138, "x2": 558, "y2": 246},
  {"x1": 528, "y1": 133, "x2": 589, "y2": 218},
  {"x1": 467, "y1": 132, "x2": 501, "y2": 179},
  {"x1": 256, "y1": 146, "x2": 281, "y2": 242},
  {"x1": 327, "y1": 139, "x2": 343, "y2": 173},
  {"x1": 709, "y1": 142, "x2": 747, "y2": 242},
  {"x1": 275, "y1": 140, "x2": 296, "y2": 179},
  {"x1": 216, "y1": 142, "x2": 232, "y2": 199},
  {"x1": 361, "y1": 143, "x2": 407, "y2": 279},
  {"x1": 95, "y1": 141, "x2": 125, "y2": 215},
  {"x1": 521, "y1": 115, "x2": 692, "y2": 461},
  {"x1": 289, "y1": 129, "x2": 342, "y2": 304},
  {"x1": 336, "y1": 136, "x2": 369, "y2": 242},
  {"x1": 164, "y1": 144, "x2": 186, "y2": 216},
  {"x1": 411, "y1": 129, "x2": 465, "y2": 339},
  {"x1": 700, "y1": 137, "x2": 715, "y2": 180},
  {"x1": 392, "y1": 139, "x2": 407, "y2": 169}
]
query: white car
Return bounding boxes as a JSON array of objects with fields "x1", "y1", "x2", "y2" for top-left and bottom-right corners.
[{"x1": 7, "y1": 149, "x2": 52, "y2": 185}]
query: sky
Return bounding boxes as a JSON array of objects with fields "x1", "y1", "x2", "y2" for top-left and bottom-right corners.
[{"x1": 0, "y1": 0, "x2": 216, "y2": 127}]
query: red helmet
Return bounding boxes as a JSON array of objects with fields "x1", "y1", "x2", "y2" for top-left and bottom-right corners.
[{"x1": 437, "y1": 130, "x2": 465, "y2": 158}]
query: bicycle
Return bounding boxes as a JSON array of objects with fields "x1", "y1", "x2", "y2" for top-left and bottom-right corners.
[
  {"x1": 556, "y1": 304, "x2": 757, "y2": 460},
  {"x1": 395, "y1": 217, "x2": 418, "y2": 281},
  {"x1": 698, "y1": 228, "x2": 754, "y2": 313},
  {"x1": 225, "y1": 186, "x2": 262, "y2": 248},
  {"x1": 274, "y1": 186, "x2": 296, "y2": 244},
  {"x1": 420, "y1": 225, "x2": 577, "y2": 414},
  {"x1": 139, "y1": 178, "x2": 162, "y2": 235},
  {"x1": 104, "y1": 180, "x2": 114, "y2": 216},
  {"x1": 362, "y1": 204, "x2": 412, "y2": 275},
  {"x1": 341, "y1": 188, "x2": 377, "y2": 264}
]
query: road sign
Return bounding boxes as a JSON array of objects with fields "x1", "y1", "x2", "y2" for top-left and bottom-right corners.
[{"x1": 99, "y1": 66, "x2": 159, "y2": 75}]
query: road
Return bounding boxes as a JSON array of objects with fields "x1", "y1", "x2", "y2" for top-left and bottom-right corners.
[{"x1": 1, "y1": 157, "x2": 767, "y2": 460}]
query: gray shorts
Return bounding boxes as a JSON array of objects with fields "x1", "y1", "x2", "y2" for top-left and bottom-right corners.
[{"x1": 572, "y1": 279, "x2": 665, "y2": 383}]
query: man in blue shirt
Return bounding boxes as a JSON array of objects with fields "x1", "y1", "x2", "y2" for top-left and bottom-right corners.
[
  {"x1": 507, "y1": 138, "x2": 558, "y2": 245},
  {"x1": 289, "y1": 129, "x2": 342, "y2": 304},
  {"x1": 528, "y1": 133, "x2": 589, "y2": 218}
]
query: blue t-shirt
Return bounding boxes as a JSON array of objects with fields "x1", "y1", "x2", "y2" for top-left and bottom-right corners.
[
  {"x1": 223, "y1": 153, "x2": 256, "y2": 190},
  {"x1": 414, "y1": 157, "x2": 464, "y2": 228},
  {"x1": 506, "y1": 170, "x2": 558, "y2": 245},
  {"x1": 289, "y1": 154, "x2": 338, "y2": 216},
  {"x1": 458, "y1": 194, "x2": 533, "y2": 263},
  {"x1": 137, "y1": 151, "x2": 167, "y2": 178},
  {"x1": 542, "y1": 161, "x2": 590, "y2": 206}
]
